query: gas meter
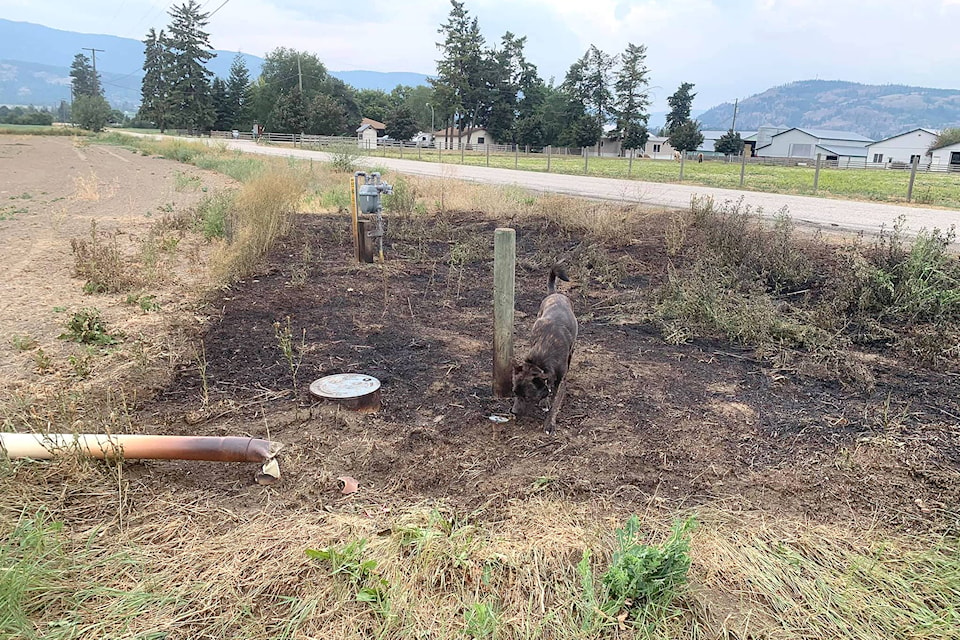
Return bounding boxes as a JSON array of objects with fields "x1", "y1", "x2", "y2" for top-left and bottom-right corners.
[{"x1": 350, "y1": 171, "x2": 393, "y2": 262}]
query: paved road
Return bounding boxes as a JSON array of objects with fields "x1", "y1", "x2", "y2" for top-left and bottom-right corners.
[{"x1": 165, "y1": 135, "x2": 960, "y2": 237}]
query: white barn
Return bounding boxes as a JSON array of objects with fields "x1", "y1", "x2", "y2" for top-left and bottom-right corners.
[
  {"x1": 866, "y1": 128, "x2": 939, "y2": 166},
  {"x1": 642, "y1": 135, "x2": 675, "y2": 159},
  {"x1": 756, "y1": 128, "x2": 873, "y2": 162},
  {"x1": 930, "y1": 141, "x2": 960, "y2": 171},
  {"x1": 433, "y1": 127, "x2": 495, "y2": 150}
]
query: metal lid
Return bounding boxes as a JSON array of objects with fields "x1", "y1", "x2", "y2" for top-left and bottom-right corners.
[{"x1": 309, "y1": 373, "x2": 381, "y2": 400}]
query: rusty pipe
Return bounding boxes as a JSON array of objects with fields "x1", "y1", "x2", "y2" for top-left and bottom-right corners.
[{"x1": 0, "y1": 434, "x2": 283, "y2": 463}]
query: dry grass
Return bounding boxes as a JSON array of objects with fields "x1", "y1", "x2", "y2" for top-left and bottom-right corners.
[{"x1": 72, "y1": 173, "x2": 101, "y2": 202}]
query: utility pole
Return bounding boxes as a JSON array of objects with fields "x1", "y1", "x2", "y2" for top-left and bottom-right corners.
[
  {"x1": 731, "y1": 98, "x2": 738, "y2": 132},
  {"x1": 83, "y1": 47, "x2": 105, "y2": 95}
]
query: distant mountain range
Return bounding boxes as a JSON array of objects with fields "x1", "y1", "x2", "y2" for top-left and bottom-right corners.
[
  {"x1": 0, "y1": 19, "x2": 430, "y2": 111},
  {"x1": 698, "y1": 80, "x2": 960, "y2": 140}
]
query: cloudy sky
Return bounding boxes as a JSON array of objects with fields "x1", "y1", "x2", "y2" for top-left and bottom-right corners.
[{"x1": 4, "y1": 0, "x2": 960, "y2": 112}]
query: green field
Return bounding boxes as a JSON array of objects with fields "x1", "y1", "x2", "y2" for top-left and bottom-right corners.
[
  {"x1": 360, "y1": 145, "x2": 960, "y2": 209},
  {"x1": 0, "y1": 124, "x2": 88, "y2": 136}
]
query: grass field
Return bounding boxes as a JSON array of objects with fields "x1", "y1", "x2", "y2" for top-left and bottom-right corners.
[
  {"x1": 358, "y1": 145, "x2": 960, "y2": 209},
  {"x1": 0, "y1": 124, "x2": 88, "y2": 136}
]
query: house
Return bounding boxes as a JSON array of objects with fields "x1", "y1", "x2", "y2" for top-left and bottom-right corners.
[
  {"x1": 642, "y1": 135, "x2": 675, "y2": 160},
  {"x1": 930, "y1": 141, "x2": 960, "y2": 171},
  {"x1": 866, "y1": 128, "x2": 939, "y2": 166},
  {"x1": 356, "y1": 117, "x2": 386, "y2": 149},
  {"x1": 432, "y1": 127, "x2": 495, "y2": 150},
  {"x1": 755, "y1": 128, "x2": 873, "y2": 163}
]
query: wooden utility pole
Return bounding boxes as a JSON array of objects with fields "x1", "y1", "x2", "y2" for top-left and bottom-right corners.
[
  {"x1": 907, "y1": 156, "x2": 919, "y2": 202},
  {"x1": 493, "y1": 228, "x2": 516, "y2": 397},
  {"x1": 83, "y1": 47, "x2": 105, "y2": 94}
]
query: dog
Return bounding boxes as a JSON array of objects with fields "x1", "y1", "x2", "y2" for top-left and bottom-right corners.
[{"x1": 511, "y1": 265, "x2": 578, "y2": 434}]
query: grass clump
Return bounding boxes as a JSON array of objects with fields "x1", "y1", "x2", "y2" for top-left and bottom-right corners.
[
  {"x1": 213, "y1": 168, "x2": 307, "y2": 281},
  {"x1": 70, "y1": 221, "x2": 140, "y2": 294}
]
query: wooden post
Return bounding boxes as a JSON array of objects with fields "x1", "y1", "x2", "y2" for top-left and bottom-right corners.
[
  {"x1": 547, "y1": 145, "x2": 552, "y2": 172},
  {"x1": 486, "y1": 143, "x2": 490, "y2": 167},
  {"x1": 813, "y1": 153, "x2": 822, "y2": 193},
  {"x1": 493, "y1": 228, "x2": 516, "y2": 398},
  {"x1": 350, "y1": 174, "x2": 362, "y2": 263},
  {"x1": 461, "y1": 138, "x2": 465, "y2": 164},
  {"x1": 739, "y1": 150, "x2": 746, "y2": 188},
  {"x1": 628, "y1": 148, "x2": 634, "y2": 178},
  {"x1": 418, "y1": 144, "x2": 422, "y2": 160},
  {"x1": 679, "y1": 153, "x2": 685, "y2": 180},
  {"x1": 514, "y1": 144, "x2": 518, "y2": 169},
  {"x1": 583, "y1": 147, "x2": 588, "y2": 174},
  {"x1": 907, "y1": 155, "x2": 919, "y2": 202},
  {"x1": 399, "y1": 142, "x2": 403, "y2": 159}
]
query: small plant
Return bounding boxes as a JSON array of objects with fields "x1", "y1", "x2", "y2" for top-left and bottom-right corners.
[
  {"x1": 11, "y1": 335, "x2": 38, "y2": 351},
  {"x1": 32, "y1": 348, "x2": 53, "y2": 373},
  {"x1": 464, "y1": 602, "x2": 498, "y2": 639},
  {"x1": 71, "y1": 221, "x2": 138, "y2": 293},
  {"x1": 125, "y1": 293, "x2": 160, "y2": 313},
  {"x1": 274, "y1": 316, "x2": 306, "y2": 387},
  {"x1": 68, "y1": 352, "x2": 93, "y2": 379},
  {"x1": 173, "y1": 170, "x2": 202, "y2": 192},
  {"x1": 600, "y1": 516, "x2": 697, "y2": 622},
  {"x1": 195, "y1": 342, "x2": 210, "y2": 406},
  {"x1": 327, "y1": 142, "x2": 362, "y2": 173},
  {"x1": 195, "y1": 191, "x2": 235, "y2": 239},
  {"x1": 306, "y1": 539, "x2": 389, "y2": 616},
  {"x1": 59, "y1": 308, "x2": 120, "y2": 345}
]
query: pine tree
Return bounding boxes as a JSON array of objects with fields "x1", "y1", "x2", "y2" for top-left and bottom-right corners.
[
  {"x1": 614, "y1": 43, "x2": 651, "y2": 154},
  {"x1": 70, "y1": 54, "x2": 100, "y2": 99},
  {"x1": 665, "y1": 82, "x2": 697, "y2": 134},
  {"x1": 226, "y1": 54, "x2": 252, "y2": 129},
  {"x1": 668, "y1": 120, "x2": 704, "y2": 153},
  {"x1": 166, "y1": 0, "x2": 215, "y2": 131},
  {"x1": 138, "y1": 28, "x2": 172, "y2": 131},
  {"x1": 582, "y1": 45, "x2": 616, "y2": 136},
  {"x1": 433, "y1": 0, "x2": 485, "y2": 145},
  {"x1": 211, "y1": 77, "x2": 231, "y2": 131}
]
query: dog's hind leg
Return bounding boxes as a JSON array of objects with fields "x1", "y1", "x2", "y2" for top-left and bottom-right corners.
[{"x1": 543, "y1": 378, "x2": 568, "y2": 435}]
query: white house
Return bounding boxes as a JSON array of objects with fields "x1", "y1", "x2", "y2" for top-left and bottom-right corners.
[
  {"x1": 866, "y1": 128, "x2": 939, "y2": 166},
  {"x1": 930, "y1": 141, "x2": 960, "y2": 171},
  {"x1": 756, "y1": 128, "x2": 873, "y2": 163},
  {"x1": 433, "y1": 127, "x2": 495, "y2": 150},
  {"x1": 642, "y1": 135, "x2": 675, "y2": 159},
  {"x1": 356, "y1": 117, "x2": 386, "y2": 149}
]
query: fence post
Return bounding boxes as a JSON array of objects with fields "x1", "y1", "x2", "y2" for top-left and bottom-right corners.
[
  {"x1": 493, "y1": 228, "x2": 516, "y2": 398},
  {"x1": 418, "y1": 144, "x2": 422, "y2": 160},
  {"x1": 514, "y1": 145, "x2": 518, "y2": 169},
  {"x1": 813, "y1": 153, "x2": 822, "y2": 193},
  {"x1": 486, "y1": 143, "x2": 490, "y2": 167},
  {"x1": 399, "y1": 142, "x2": 403, "y2": 159},
  {"x1": 628, "y1": 148, "x2": 634, "y2": 178},
  {"x1": 907, "y1": 155, "x2": 919, "y2": 202},
  {"x1": 679, "y1": 153, "x2": 685, "y2": 180},
  {"x1": 739, "y1": 151, "x2": 746, "y2": 188},
  {"x1": 583, "y1": 148, "x2": 588, "y2": 174},
  {"x1": 547, "y1": 145, "x2": 552, "y2": 172}
]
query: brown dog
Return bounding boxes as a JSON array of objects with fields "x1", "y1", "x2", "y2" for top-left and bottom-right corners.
[{"x1": 511, "y1": 266, "x2": 578, "y2": 434}]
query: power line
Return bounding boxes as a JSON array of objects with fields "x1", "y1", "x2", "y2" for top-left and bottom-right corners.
[{"x1": 208, "y1": 0, "x2": 233, "y2": 18}]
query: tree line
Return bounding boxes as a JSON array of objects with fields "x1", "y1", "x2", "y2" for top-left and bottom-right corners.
[{"x1": 71, "y1": 0, "x2": 746, "y2": 156}]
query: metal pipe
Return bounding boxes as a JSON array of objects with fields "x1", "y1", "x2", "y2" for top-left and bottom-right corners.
[{"x1": 1, "y1": 434, "x2": 282, "y2": 463}]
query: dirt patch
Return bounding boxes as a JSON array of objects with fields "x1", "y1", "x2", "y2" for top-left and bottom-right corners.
[{"x1": 138, "y1": 209, "x2": 960, "y2": 531}]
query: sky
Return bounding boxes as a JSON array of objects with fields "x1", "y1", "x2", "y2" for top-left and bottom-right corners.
[{"x1": 4, "y1": 0, "x2": 960, "y2": 114}]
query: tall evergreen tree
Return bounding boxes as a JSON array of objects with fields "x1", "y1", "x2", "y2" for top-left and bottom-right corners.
[
  {"x1": 432, "y1": 0, "x2": 485, "y2": 145},
  {"x1": 614, "y1": 43, "x2": 651, "y2": 155},
  {"x1": 138, "y1": 28, "x2": 172, "y2": 131},
  {"x1": 582, "y1": 45, "x2": 616, "y2": 136},
  {"x1": 665, "y1": 82, "x2": 697, "y2": 134},
  {"x1": 166, "y1": 0, "x2": 215, "y2": 131},
  {"x1": 211, "y1": 77, "x2": 231, "y2": 130},
  {"x1": 226, "y1": 54, "x2": 252, "y2": 128},
  {"x1": 70, "y1": 53, "x2": 100, "y2": 99}
]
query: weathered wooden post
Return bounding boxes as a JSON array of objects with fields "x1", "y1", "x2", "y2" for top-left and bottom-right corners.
[
  {"x1": 907, "y1": 155, "x2": 919, "y2": 202},
  {"x1": 514, "y1": 144, "x2": 519, "y2": 169},
  {"x1": 583, "y1": 147, "x2": 588, "y2": 174},
  {"x1": 628, "y1": 148, "x2": 634, "y2": 178},
  {"x1": 493, "y1": 228, "x2": 516, "y2": 398},
  {"x1": 813, "y1": 153, "x2": 822, "y2": 193},
  {"x1": 739, "y1": 150, "x2": 747, "y2": 188},
  {"x1": 486, "y1": 142, "x2": 490, "y2": 167},
  {"x1": 399, "y1": 142, "x2": 403, "y2": 159},
  {"x1": 461, "y1": 138, "x2": 465, "y2": 163},
  {"x1": 679, "y1": 152, "x2": 685, "y2": 180},
  {"x1": 547, "y1": 145, "x2": 552, "y2": 172}
]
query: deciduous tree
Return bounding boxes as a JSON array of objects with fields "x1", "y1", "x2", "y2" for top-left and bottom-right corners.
[
  {"x1": 668, "y1": 119, "x2": 704, "y2": 153},
  {"x1": 714, "y1": 129, "x2": 744, "y2": 156}
]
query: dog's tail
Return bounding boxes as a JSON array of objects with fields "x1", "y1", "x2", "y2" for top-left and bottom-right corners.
[{"x1": 548, "y1": 265, "x2": 570, "y2": 293}]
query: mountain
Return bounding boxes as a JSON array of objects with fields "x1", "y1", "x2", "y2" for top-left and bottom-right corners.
[
  {"x1": 698, "y1": 80, "x2": 960, "y2": 140},
  {"x1": 0, "y1": 19, "x2": 429, "y2": 110}
]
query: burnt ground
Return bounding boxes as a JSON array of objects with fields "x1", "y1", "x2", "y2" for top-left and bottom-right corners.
[{"x1": 139, "y1": 210, "x2": 960, "y2": 532}]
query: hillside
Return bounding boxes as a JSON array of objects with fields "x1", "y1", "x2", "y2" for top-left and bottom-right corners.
[
  {"x1": 699, "y1": 80, "x2": 960, "y2": 139},
  {"x1": 0, "y1": 19, "x2": 430, "y2": 109}
]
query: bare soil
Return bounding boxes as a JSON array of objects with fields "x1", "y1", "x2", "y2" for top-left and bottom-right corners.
[{"x1": 3, "y1": 136, "x2": 959, "y2": 535}]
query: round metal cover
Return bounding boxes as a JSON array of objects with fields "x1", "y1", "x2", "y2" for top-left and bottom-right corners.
[{"x1": 309, "y1": 373, "x2": 381, "y2": 400}]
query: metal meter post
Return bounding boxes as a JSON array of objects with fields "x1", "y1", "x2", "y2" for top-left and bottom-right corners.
[{"x1": 351, "y1": 171, "x2": 393, "y2": 263}]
